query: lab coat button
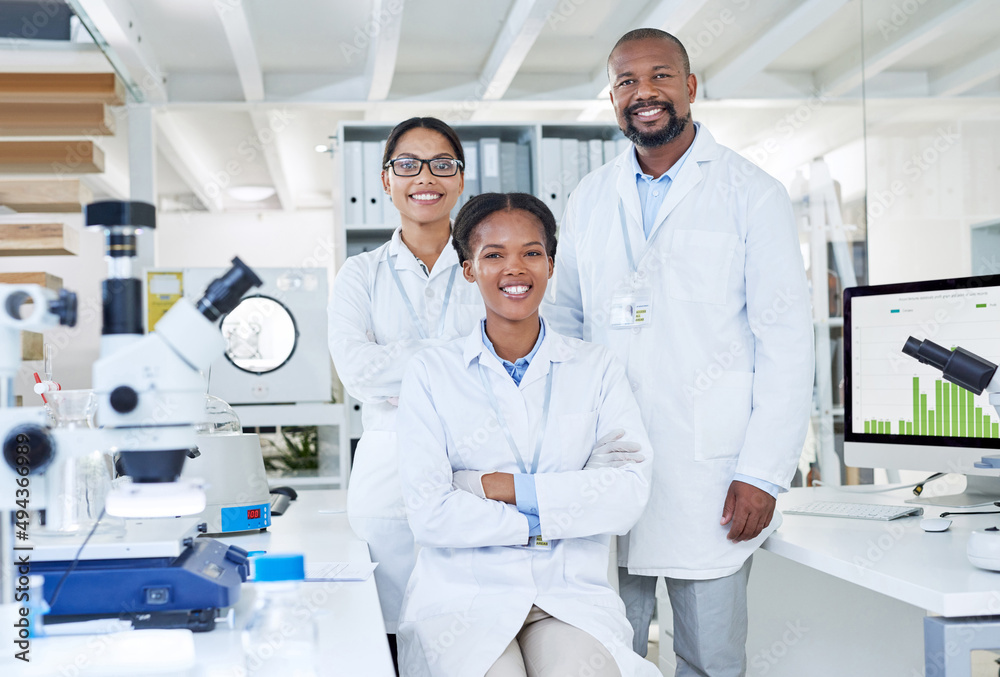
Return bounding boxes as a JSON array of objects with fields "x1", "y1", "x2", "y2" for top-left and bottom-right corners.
[
  {"x1": 631, "y1": 382, "x2": 640, "y2": 392},
  {"x1": 631, "y1": 327, "x2": 641, "y2": 335},
  {"x1": 425, "y1": 288, "x2": 435, "y2": 298}
]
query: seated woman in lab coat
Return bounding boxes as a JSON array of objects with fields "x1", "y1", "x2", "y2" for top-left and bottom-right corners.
[{"x1": 396, "y1": 193, "x2": 661, "y2": 677}]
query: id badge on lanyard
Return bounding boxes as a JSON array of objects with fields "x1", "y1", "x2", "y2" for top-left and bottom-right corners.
[{"x1": 611, "y1": 199, "x2": 654, "y2": 329}]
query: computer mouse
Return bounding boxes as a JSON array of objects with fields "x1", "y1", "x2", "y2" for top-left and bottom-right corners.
[{"x1": 920, "y1": 518, "x2": 953, "y2": 532}]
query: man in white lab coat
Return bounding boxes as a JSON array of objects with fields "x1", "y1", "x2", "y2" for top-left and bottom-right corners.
[{"x1": 544, "y1": 29, "x2": 814, "y2": 676}]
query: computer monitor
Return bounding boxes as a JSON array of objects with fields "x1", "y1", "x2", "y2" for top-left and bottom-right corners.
[{"x1": 844, "y1": 275, "x2": 1000, "y2": 507}]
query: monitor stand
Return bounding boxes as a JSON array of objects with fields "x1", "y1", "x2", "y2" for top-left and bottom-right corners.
[{"x1": 906, "y1": 475, "x2": 1000, "y2": 509}]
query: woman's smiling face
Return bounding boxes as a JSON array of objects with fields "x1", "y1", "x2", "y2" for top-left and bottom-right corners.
[
  {"x1": 381, "y1": 127, "x2": 463, "y2": 226},
  {"x1": 462, "y1": 208, "x2": 553, "y2": 324}
]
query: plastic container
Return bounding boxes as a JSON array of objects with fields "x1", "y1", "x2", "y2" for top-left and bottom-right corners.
[{"x1": 242, "y1": 554, "x2": 318, "y2": 676}]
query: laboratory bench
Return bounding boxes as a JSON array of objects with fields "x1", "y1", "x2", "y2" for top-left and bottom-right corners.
[
  {"x1": 740, "y1": 485, "x2": 1000, "y2": 677},
  {"x1": 1, "y1": 489, "x2": 394, "y2": 676}
]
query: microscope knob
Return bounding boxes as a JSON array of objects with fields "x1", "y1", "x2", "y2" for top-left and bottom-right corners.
[
  {"x1": 48, "y1": 289, "x2": 78, "y2": 327},
  {"x1": 3, "y1": 424, "x2": 54, "y2": 475},
  {"x1": 110, "y1": 385, "x2": 139, "y2": 413}
]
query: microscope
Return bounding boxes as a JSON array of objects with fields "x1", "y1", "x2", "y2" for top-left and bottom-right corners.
[
  {"x1": 1, "y1": 200, "x2": 265, "y2": 628},
  {"x1": 903, "y1": 336, "x2": 1000, "y2": 571}
]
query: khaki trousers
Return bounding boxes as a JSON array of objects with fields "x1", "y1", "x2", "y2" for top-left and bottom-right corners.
[{"x1": 485, "y1": 605, "x2": 621, "y2": 677}]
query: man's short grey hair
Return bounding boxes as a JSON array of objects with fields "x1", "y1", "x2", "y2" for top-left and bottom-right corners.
[{"x1": 607, "y1": 28, "x2": 691, "y2": 78}]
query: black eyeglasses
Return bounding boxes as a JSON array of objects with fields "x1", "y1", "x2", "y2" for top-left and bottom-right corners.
[{"x1": 385, "y1": 157, "x2": 463, "y2": 177}]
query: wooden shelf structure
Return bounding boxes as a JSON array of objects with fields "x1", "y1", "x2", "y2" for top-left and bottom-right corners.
[
  {"x1": 0, "y1": 103, "x2": 116, "y2": 136},
  {"x1": 0, "y1": 179, "x2": 93, "y2": 213},
  {"x1": 0, "y1": 73, "x2": 125, "y2": 105},
  {"x1": 0, "y1": 222, "x2": 79, "y2": 257},
  {"x1": 0, "y1": 141, "x2": 104, "y2": 173}
]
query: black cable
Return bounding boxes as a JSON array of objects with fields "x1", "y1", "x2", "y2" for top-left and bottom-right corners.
[
  {"x1": 939, "y1": 502, "x2": 1000, "y2": 518},
  {"x1": 47, "y1": 508, "x2": 105, "y2": 610},
  {"x1": 913, "y1": 472, "x2": 945, "y2": 496}
]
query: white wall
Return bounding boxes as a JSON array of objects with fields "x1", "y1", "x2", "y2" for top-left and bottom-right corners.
[
  {"x1": 866, "y1": 120, "x2": 1000, "y2": 284},
  {"x1": 4, "y1": 209, "x2": 336, "y2": 401}
]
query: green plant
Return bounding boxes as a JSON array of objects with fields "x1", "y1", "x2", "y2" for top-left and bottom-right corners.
[{"x1": 262, "y1": 426, "x2": 319, "y2": 472}]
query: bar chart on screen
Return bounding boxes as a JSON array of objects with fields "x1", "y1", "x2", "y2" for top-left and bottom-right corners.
[{"x1": 850, "y1": 285, "x2": 1000, "y2": 438}]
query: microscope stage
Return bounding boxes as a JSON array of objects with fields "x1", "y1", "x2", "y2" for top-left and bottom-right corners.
[{"x1": 27, "y1": 517, "x2": 202, "y2": 562}]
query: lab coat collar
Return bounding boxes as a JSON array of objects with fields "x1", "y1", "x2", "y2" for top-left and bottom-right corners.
[
  {"x1": 463, "y1": 317, "x2": 574, "y2": 386},
  {"x1": 385, "y1": 225, "x2": 460, "y2": 280},
  {"x1": 614, "y1": 122, "x2": 722, "y2": 245}
]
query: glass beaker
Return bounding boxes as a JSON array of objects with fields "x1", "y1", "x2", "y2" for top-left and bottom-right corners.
[
  {"x1": 46, "y1": 389, "x2": 97, "y2": 429},
  {"x1": 42, "y1": 390, "x2": 116, "y2": 536}
]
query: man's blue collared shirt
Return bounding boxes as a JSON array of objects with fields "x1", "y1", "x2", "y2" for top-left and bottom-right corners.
[{"x1": 631, "y1": 123, "x2": 698, "y2": 238}]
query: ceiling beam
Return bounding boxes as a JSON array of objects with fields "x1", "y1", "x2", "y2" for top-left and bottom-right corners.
[
  {"x1": 215, "y1": 1, "x2": 265, "y2": 102},
  {"x1": 364, "y1": 0, "x2": 406, "y2": 101},
  {"x1": 67, "y1": 0, "x2": 167, "y2": 102},
  {"x1": 705, "y1": 0, "x2": 848, "y2": 99},
  {"x1": 930, "y1": 44, "x2": 1000, "y2": 97},
  {"x1": 817, "y1": 0, "x2": 984, "y2": 97},
  {"x1": 576, "y1": 0, "x2": 712, "y2": 115},
  {"x1": 155, "y1": 112, "x2": 223, "y2": 212},
  {"x1": 248, "y1": 109, "x2": 294, "y2": 211},
  {"x1": 479, "y1": 0, "x2": 560, "y2": 101},
  {"x1": 639, "y1": 0, "x2": 714, "y2": 34}
]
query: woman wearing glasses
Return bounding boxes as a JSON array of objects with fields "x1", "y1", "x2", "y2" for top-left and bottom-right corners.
[{"x1": 328, "y1": 117, "x2": 485, "y2": 661}]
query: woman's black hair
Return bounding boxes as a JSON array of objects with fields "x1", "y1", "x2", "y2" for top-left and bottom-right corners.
[
  {"x1": 381, "y1": 117, "x2": 465, "y2": 170},
  {"x1": 452, "y1": 192, "x2": 558, "y2": 265}
]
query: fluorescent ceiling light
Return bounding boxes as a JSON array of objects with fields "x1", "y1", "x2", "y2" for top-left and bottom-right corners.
[{"x1": 227, "y1": 186, "x2": 276, "y2": 202}]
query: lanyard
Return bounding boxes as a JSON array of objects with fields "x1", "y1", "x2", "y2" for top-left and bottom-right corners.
[
  {"x1": 618, "y1": 198, "x2": 638, "y2": 274},
  {"x1": 618, "y1": 196, "x2": 671, "y2": 276},
  {"x1": 477, "y1": 362, "x2": 553, "y2": 475},
  {"x1": 388, "y1": 255, "x2": 458, "y2": 340}
]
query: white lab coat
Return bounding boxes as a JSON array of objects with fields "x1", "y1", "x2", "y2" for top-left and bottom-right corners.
[
  {"x1": 396, "y1": 324, "x2": 660, "y2": 677},
  {"x1": 544, "y1": 125, "x2": 815, "y2": 579},
  {"x1": 328, "y1": 227, "x2": 484, "y2": 631}
]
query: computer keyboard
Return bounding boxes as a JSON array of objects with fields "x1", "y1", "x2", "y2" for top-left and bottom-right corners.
[{"x1": 783, "y1": 501, "x2": 923, "y2": 521}]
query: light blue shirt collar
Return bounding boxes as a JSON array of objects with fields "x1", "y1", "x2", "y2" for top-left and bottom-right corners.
[
  {"x1": 629, "y1": 121, "x2": 699, "y2": 182},
  {"x1": 480, "y1": 317, "x2": 545, "y2": 386}
]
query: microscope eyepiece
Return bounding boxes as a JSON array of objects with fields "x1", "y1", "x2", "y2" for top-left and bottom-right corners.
[
  {"x1": 902, "y1": 336, "x2": 998, "y2": 395},
  {"x1": 196, "y1": 257, "x2": 263, "y2": 322}
]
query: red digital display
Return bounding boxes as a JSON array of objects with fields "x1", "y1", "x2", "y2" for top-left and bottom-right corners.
[{"x1": 247, "y1": 508, "x2": 261, "y2": 520}]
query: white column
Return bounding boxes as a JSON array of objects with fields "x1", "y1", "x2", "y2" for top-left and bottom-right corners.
[{"x1": 128, "y1": 103, "x2": 157, "y2": 270}]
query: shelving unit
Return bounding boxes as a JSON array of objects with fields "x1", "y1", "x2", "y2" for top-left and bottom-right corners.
[{"x1": 334, "y1": 121, "x2": 627, "y2": 267}]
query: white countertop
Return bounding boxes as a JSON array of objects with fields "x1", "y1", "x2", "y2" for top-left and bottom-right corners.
[
  {"x1": 769, "y1": 486, "x2": 1000, "y2": 617},
  {"x1": 3, "y1": 489, "x2": 394, "y2": 676}
]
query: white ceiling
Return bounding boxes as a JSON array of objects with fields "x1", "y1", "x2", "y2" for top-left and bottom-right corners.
[{"x1": 4, "y1": 0, "x2": 997, "y2": 212}]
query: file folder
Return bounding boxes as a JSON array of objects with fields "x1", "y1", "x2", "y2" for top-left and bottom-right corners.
[
  {"x1": 479, "y1": 138, "x2": 501, "y2": 193},
  {"x1": 560, "y1": 138, "x2": 580, "y2": 203},
  {"x1": 588, "y1": 139, "x2": 604, "y2": 174},
  {"x1": 515, "y1": 144, "x2": 532, "y2": 193},
  {"x1": 500, "y1": 142, "x2": 518, "y2": 193},
  {"x1": 362, "y1": 141, "x2": 385, "y2": 225},
  {"x1": 541, "y1": 137, "x2": 564, "y2": 220},
  {"x1": 343, "y1": 141, "x2": 364, "y2": 225}
]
